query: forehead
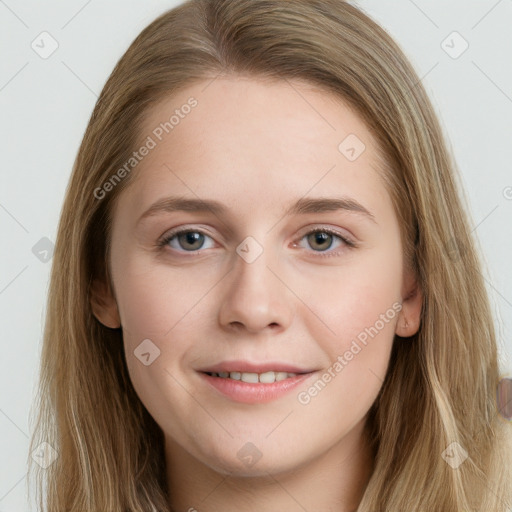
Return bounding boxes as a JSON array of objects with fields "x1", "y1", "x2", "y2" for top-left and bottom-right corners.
[{"x1": 118, "y1": 76, "x2": 389, "y2": 219}]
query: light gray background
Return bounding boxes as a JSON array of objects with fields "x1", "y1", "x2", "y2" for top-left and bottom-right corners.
[{"x1": 1, "y1": 1, "x2": 511, "y2": 510}]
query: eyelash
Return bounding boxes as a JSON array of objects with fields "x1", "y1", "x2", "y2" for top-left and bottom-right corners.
[{"x1": 157, "y1": 226, "x2": 356, "y2": 258}]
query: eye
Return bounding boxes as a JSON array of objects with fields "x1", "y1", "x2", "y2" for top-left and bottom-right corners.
[
  {"x1": 294, "y1": 227, "x2": 355, "y2": 256},
  {"x1": 157, "y1": 226, "x2": 356, "y2": 257},
  {"x1": 158, "y1": 228, "x2": 215, "y2": 252}
]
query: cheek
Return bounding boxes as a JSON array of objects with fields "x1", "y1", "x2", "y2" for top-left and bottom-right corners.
[
  {"x1": 291, "y1": 247, "x2": 401, "y2": 408},
  {"x1": 298, "y1": 296, "x2": 397, "y2": 410},
  {"x1": 291, "y1": 247, "x2": 403, "y2": 347},
  {"x1": 295, "y1": 343, "x2": 390, "y2": 441},
  {"x1": 294, "y1": 292, "x2": 398, "y2": 431},
  {"x1": 112, "y1": 250, "x2": 222, "y2": 342}
]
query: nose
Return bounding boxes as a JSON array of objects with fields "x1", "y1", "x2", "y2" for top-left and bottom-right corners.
[{"x1": 217, "y1": 243, "x2": 294, "y2": 335}]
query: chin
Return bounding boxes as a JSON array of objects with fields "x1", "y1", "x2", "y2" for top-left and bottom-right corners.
[{"x1": 200, "y1": 445, "x2": 306, "y2": 478}]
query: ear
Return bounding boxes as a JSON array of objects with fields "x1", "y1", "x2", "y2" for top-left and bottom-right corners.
[
  {"x1": 395, "y1": 266, "x2": 422, "y2": 338},
  {"x1": 90, "y1": 278, "x2": 121, "y2": 329}
]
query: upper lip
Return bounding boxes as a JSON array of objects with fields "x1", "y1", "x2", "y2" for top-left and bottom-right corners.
[{"x1": 197, "y1": 360, "x2": 317, "y2": 374}]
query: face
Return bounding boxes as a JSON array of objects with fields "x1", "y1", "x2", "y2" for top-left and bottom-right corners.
[{"x1": 92, "y1": 76, "x2": 422, "y2": 477}]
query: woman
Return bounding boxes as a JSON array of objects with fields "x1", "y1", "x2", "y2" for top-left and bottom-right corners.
[{"x1": 28, "y1": 0, "x2": 512, "y2": 510}]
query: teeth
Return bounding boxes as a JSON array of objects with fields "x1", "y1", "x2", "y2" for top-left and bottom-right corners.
[
  {"x1": 208, "y1": 371, "x2": 298, "y2": 382},
  {"x1": 259, "y1": 371, "x2": 276, "y2": 383},
  {"x1": 241, "y1": 372, "x2": 259, "y2": 383}
]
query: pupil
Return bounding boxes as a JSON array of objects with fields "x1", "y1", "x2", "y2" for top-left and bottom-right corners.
[
  {"x1": 179, "y1": 232, "x2": 204, "y2": 251},
  {"x1": 310, "y1": 232, "x2": 331, "y2": 251}
]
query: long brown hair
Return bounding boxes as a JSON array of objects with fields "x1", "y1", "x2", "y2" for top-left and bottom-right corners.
[{"x1": 28, "y1": 0, "x2": 512, "y2": 510}]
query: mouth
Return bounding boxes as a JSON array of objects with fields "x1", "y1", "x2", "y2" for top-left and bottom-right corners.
[
  {"x1": 197, "y1": 367, "x2": 318, "y2": 404},
  {"x1": 202, "y1": 370, "x2": 303, "y2": 383}
]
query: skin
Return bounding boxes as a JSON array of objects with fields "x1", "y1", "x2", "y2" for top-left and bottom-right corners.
[{"x1": 91, "y1": 76, "x2": 422, "y2": 512}]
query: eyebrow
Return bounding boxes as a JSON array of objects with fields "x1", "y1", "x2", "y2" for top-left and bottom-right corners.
[{"x1": 137, "y1": 196, "x2": 377, "y2": 224}]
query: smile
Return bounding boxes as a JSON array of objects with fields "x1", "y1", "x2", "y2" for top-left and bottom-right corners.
[
  {"x1": 198, "y1": 371, "x2": 316, "y2": 404},
  {"x1": 205, "y1": 370, "x2": 298, "y2": 383}
]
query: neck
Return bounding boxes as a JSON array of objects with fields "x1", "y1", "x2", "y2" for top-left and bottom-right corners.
[{"x1": 165, "y1": 419, "x2": 374, "y2": 512}]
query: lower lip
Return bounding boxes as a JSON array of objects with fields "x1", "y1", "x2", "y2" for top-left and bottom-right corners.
[{"x1": 198, "y1": 372, "x2": 316, "y2": 404}]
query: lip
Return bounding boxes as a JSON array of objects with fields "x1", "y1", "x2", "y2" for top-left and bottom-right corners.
[
  {"x1": 196, "y1": 360, "x2": 316, "y2": 374},
  {"x1": 197, "y1": 370, "x2": 318, "y2": 404}
]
